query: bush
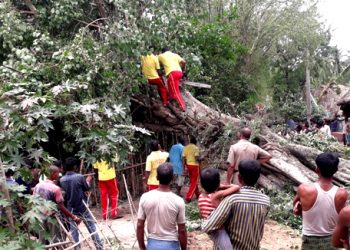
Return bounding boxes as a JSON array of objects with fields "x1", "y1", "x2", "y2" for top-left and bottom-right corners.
[{"x1": 265, "y1": 186, "x2": 302, "y2": 230}]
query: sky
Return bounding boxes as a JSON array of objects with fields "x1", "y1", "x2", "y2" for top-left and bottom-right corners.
[{"x1": 317, "y1": 0, "x2": 350, "y2": 57}]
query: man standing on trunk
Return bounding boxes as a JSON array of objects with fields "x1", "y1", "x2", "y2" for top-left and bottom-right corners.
[
  {"x1": 158, "y1": 48, "x2": 187, "y2": 111},
  {"x1": 293, "y1": 152, "x2": 348, "y2": 249},
  {"x1": 141, "y1": 48, "x2": 168, "y2": 107},
  {"x1": 226, "y1": 127, "x2": 271, "y2": 184},
  {"x1": 137, "y1": 162, "x2": 187, "y2": 250}
]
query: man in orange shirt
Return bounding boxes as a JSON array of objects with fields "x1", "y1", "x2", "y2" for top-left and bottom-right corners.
[
  {"x1": 182, "y1": 136, "x2": 201, "y2": 202},
  {"x1": 158, "y1": 48, "x2": 187, "y2": 111},
  {"x1": 141, "y1": 48, "x2": 168, "y2": 106}
]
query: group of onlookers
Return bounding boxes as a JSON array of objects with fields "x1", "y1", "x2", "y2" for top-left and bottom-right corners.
[
  {"x1": 137, "y1": 127, "x2": 350, "y2": 250},
  {"x1": 4, "y1": 157, "x2": 123, "y2": 249},
  {"x1": 5, "y1": 126, "x2": 350, "y2": 249}
]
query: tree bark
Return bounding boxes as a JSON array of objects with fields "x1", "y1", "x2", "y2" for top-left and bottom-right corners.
[{"x1": 132, "y1": 87, "x2": 349, "y2": 190}]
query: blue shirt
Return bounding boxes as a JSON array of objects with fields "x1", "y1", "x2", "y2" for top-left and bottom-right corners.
[
  {"x1": 169, "y1": 143, "x2": 184, "y2": 175},
  {"x1": 60, "y1": 172, "x2": 90, "y2": 214}
]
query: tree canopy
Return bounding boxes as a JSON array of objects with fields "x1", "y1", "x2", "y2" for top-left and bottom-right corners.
[{"x1": 0, "y1": 0, "x2": 350, "y2": 246}]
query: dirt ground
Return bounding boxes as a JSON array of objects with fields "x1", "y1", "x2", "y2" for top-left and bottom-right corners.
[{"x1": 78, "y1": 200, "x2": 301, "y2": 250}]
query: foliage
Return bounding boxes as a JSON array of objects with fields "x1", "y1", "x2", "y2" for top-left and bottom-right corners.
[
  {"x1": 0, "y1": 176, "x2": 56, "y2": 249},
  {"x1": 185, "y1": 201, "x2": 201, "y2": 232},
  {"x1": 292, "y1": 132, "x2": 350, "y2": 159},
  {"x1": 265, "y1": 187, "x2": 302, "y2": 230}
]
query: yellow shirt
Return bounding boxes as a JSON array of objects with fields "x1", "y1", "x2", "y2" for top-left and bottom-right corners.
[
  {"x1": 145, "y1": 150, "x2": 169, "y2": 185},
  {"x1": 141, "y1": 54, "x2": 160, "y2": 79},
  {"x1": 93, "y1": 160, "x2": 116, "y2": 181},
  {"x1": 182, "y1": 143, "x2": 199, "y2": 166},
  {"x1": 158, "y1": 51, "x2": 184, "y2": 76}
]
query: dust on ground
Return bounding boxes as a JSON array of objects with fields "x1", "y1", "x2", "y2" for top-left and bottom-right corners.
[{"x1": 79, "y1": 200, "x2": 301, "y2": 250}]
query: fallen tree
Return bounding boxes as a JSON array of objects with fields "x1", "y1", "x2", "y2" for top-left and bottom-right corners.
[{"x1": 132, "y1": 87, "x2": 350, "y2": 190}]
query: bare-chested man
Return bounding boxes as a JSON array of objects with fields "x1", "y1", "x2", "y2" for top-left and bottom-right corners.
[{"x1": 293, "y1": 152, "x2": 348, "y2": 250}]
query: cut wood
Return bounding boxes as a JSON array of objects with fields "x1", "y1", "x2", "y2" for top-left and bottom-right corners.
[{"x1": 183, "y1": 81, "x2": 211, "y2": 89}]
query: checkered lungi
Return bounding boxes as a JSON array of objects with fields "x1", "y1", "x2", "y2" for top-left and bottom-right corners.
[{"x1": 302, "y1": 235, "x2": 339, "y2": 250}]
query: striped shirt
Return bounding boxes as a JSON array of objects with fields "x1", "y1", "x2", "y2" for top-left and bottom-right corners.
[
  {"x1": 198, "y1": 193, "x2": 216, "y2": 219},
  {"x1": 202, "y1": 186, "x2": 270, "y2": 250}
]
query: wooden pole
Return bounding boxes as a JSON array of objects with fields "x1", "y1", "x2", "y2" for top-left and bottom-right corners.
[
  {"x1": 44, "y1": 240, "x2": 71, "y2": 249},
  {"x1": 64, "y1": 231, "x2": 99, "y2": 250},
  {"x1": 54, "y1": 215, "x2": 74, "y2": 242},
  {"x1": 305, "y1": 49, "x2": 312, "y2": 124},
  {"x1": 82, "y1": 200, "x2": 113, "y2": 247},
  {"x1": 79, "y1": 160, "x2": 84, "y2": 174}
]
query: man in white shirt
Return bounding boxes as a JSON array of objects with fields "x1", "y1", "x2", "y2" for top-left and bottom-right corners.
[{"x1": 137, "y1": 162, "x2": 187, "y2": 250}]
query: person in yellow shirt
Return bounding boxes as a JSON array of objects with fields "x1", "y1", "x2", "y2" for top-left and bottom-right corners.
[
  {"x1": 141, "y1": 48, "x2": 168, "y2": 106},
  {"x1": 158, "y1": 48, "x2": 187, "y2": 111},
  {"x1": 93, "y1": 160, "x2": 121, "y2": 220},
  {"x1": 182, "y1": 136, "x2": 201, "y2": 202},
  {"x1": 144, "y1": 140, "x2": 169, "y2": 191}
]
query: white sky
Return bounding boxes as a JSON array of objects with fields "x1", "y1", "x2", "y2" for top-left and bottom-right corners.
[{"x1": 318, "y1": 0, "x2": 350, "y2": 57}]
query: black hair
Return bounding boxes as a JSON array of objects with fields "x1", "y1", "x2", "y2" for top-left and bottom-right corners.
[
  {"x1": 316, "y1": 119, "x2": 325, "y2": 128},
  {"x1": 64, "y1": 157, "x2": 79, "y2": 171},
  {"x1": 200, "y1": 168, "x2": 220, "y2": 193},
  {"x1": 161, "y1": 47, "x2": 169, "y2": 53},
  {"x1": 178, "y1": 137, "x2": 185, "y2": 145},
  {"x1": 157, "y1": 162, "x2": 174, "y2": 185},
  {"x1": 53, "y1": 160, "x2": 63, "y2": 168},
  {"x1": 24, "y1": 158, "x2": 35, "y2": 169},
  {"x1": 190, "y1": 136, "x2": 197, "y2": 144},
  {"x1": 5, "y1": 169, "x2": 14, "y2": 178},
  {"x1": 315, "y1": 152, "x2": 339, "y2": 178},
  {"x1": 150, "y1": 140, "x2": 160, "y2": 151},
  {"x1": 238, "y1": 160, "x2": 261, "y2": 186}
]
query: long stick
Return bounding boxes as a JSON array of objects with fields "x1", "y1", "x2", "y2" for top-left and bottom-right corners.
[
  {"x1": 122, "y1": 174, "x2": 140, "y2": 249},
  {"x1": 44, "y1": 240, "x2": 71, "y2": 249},
  {"x1": 122, "y1": 174, "x2": 137, "y2": 232},
  {"x1": 79, "y1": 160, "x2": 84, "y2": 174},
  {"x1": 54, "y1": 215, "x2": 74, "y2": 242},
  {"x1": 82, "y1": 200, "x2": 113, "y2": 247},
  {"x1": 64, "y1": 231, "x2": 99, "y2": 250},
  {"x1": 75, "y1": 223, "x2": 93, "y2": 250}
]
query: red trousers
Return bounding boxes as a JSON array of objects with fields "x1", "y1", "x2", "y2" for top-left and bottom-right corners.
[
  {"x1": 148, "y1": 78, "x2": 168, "y2": 106},
  {"x1": 98, "y1": 178, "x2": 119, "y2": 220},
  {"x1": 185, "y1": 164, "x2": 200, "y2": 201},
  {"x1": 148, "y1": 185, "x2": 159, "y2": 191},
  {"x1": 167, "y1": 71, "x2": 186, "y2": 110}
]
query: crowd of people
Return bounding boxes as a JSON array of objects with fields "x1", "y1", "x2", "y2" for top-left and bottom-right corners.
[
  {"x1": 138, "y1": 127, "x2": 350, "y2": 250},
  {"x1": 4, "y1": 126, "x2": 350, "y2": 250}
]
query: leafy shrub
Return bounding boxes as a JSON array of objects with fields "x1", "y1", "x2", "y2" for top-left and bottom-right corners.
[{"x1": 265, "y1": 187, "x2": 302, "y2": 230}]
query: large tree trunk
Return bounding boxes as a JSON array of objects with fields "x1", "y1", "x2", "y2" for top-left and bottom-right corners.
[{"x1": 131, "y1": 88, "x2": 349, "y2": 190}]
